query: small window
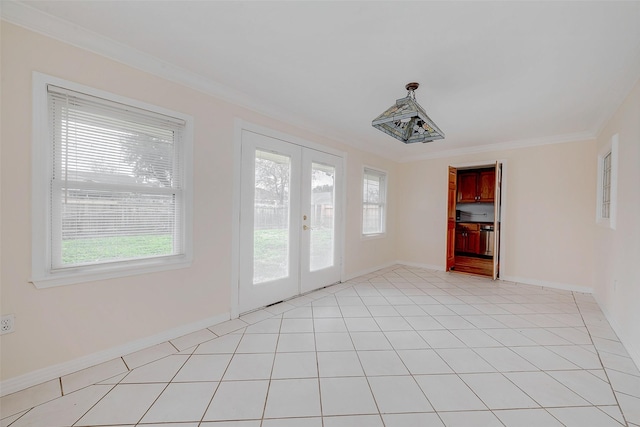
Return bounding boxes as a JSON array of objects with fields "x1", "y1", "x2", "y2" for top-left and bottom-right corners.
[
  {"x1": 362, "y1": 167, "x2": 387, "y2": 236},
  {"x1": 596, "y1": 134, "x2": 618, "y2": 229},
  {"x1": 601, "y1": 152, "x2": 612, "y2": 219},
  {"x1": 32, "y1": 74, "x2": 193, "y2": 287}
]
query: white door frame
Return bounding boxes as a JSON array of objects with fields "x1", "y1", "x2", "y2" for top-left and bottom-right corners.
[
  {"x1": 231, "y1": 119, "x2": 347, "y2": 318},
  {"x1": 449, "y1": 159, "x2": 508, "y2": 279}
]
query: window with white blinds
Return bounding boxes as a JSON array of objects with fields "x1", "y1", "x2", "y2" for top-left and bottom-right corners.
[
  {"x1": 362, "y1": 167, "x2": 387, "y2": 236},
  {"x1": 32, "y1": 74, "x2": 193, "y2": 287}
]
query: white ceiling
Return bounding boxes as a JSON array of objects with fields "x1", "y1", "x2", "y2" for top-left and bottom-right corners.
[{"x1": 5, "y1": 1, "x2": 640, "y2": 161}]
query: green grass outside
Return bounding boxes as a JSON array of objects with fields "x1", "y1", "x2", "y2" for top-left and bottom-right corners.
[
  {"x1": 62, "y1": 234, "x2": 173, "y2": 264},
  {"x1": 253, "y1": 227, "x2": 334, "y2": 282},
  {"x1": 62, "y1": 227, "x2": 333, "y2": 271}
]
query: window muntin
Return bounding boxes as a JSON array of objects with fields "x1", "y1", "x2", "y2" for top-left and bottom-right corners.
[
  {"x1": 596, "y1": 134, "x2": 618, "y2": 229},
  {"x1": 362, "y1": 168, "x2": 387, "y2": 235},
  {"x1": 33, "y1": 74, "x2": 192, "y2": 287},
  {"x1": 601, "y1": 152, "x2": 612, "y2": 219}
]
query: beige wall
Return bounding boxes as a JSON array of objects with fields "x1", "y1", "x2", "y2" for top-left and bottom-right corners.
[
  {"x1": 396, "y1": 140, "x2": 597, "y2": 291},
  {"x1": 594, "y1": 79, "x2": 640, "y2": 365},
  {"x1": 0, "y1": 23, "x2": 397, "y2": 381},
  {"x1": 3, "y1": 19, "x2": 638, "y2": 388}
]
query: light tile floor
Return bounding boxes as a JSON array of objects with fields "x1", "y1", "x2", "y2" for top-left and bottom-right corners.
[{"x1": 3, "y1": 265, "x2": 640, "y2": 426}]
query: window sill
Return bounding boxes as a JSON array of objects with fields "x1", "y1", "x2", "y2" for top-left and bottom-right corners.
[
  {"x1": 361, "y1": 232, "x2": 387, "y2": 241},
  {"x1": 596, "y1": 218, "x2": 616, "y2": 230},
  {"x1": 31, "y1": 257, "x2": 192, "y2": 289}
]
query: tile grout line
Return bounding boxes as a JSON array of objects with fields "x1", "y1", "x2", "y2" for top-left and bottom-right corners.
[
  {"x1": 367, "y1": 271, "x2": 462, "y2": 427},
  {"x1": 572, "y1": 291, "x2": 630, "y2": 427},
  {"x1": 259, "y1": 313, "x2": 284, "y2": 425},
  {"x1": 198, "y1": 320, "x2": 245, "y2": 425},
  {"x1": 5, "y1": 266, "x2": 634, "y2": 426},
  {"x1": 311, "y1": 301, "x2": 325, "y2": 427}
]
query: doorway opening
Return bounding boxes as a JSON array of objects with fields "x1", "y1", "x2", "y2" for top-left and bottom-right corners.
[{"x1": 446, "y1": 162, "x2": 503, "y2": 279}]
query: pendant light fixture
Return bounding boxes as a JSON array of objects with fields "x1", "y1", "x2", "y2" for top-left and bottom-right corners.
[{"x1": 372, "y1": 82, "x2": 444, "y2": 144}]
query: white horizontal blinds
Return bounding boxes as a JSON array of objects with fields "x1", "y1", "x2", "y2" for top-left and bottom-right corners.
[
  {"x1": 363, "y1": 168, "x2": 386, "y2": 235},
  {"x1": 48, "y1": 85, "x2": 186, "y2": 269}
]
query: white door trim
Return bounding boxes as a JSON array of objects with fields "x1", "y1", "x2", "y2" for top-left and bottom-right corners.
[{"x1": 231, "y1": 119, "x2": 347, "y2": 318}]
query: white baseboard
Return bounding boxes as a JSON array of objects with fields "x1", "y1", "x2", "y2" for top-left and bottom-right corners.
[
  {"x1": 343, "y1": 261, "x2": 399, "y2": 282},
  {"x1": 592, "y1": 295, "x2": 640, "y2": 372},
  {"x1": 500, "y1": 275, "x2": 593, "y2": 294},
  {"x1": 0, "y1": 312, "x2": 230, "y2": 397},
  {"x1": 395, "y1": 260, "x2": 445, "y2": 272}
]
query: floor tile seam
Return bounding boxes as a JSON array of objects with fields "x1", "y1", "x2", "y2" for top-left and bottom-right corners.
[
  {"x1": 604, "y1": 366, "x2": 640, "y2": 379},
  {"x1": 338, "y1": 301, "x2": 396, "y2": 417},
  {"x1": 67, "y1": 382, "x2": 119, "y2": 427},
  {"x1": 539, "y1": 345, "x2": 597, "y2": 369},
  {"x1": 198, "y1": 318, "x2": 271, "y2": 425},
  {"x1": 309, "y1": 308, "x2": 325, "y2": 424},
  {"x1": 469, "y1": 369, "x2": 607, "y2": 413},
  {"x1": 259, "y1": 315, "x2": 285, "y2": 423},
  {"x1": 202, "y1": 320, "x2": 248, "y2": 417},
  {"x1": 572, "y1": 292, "x2": 631, "y2": 426},
  {"x1": 19, "y1": 354, "x2": 151, "y2": 423},
  {"x1": 11, "y1": 353, "x2": 131, "y2": 415},
  {"x1": 491, "y1": 406, "x2": 568, "y2": 427},
  {"x1": 2, "y1": 405, "x2": 33, "y2": 427},
  {"x1": 123, "y1": 349, "x2": 198, "y2": 426},
  {"x1": 591, "y1": 405, "x2": 630, "y2": 426},
  {"x1": 510, "y1": 364, "x2": 624, "y2": 414},
  {"x1": 351, "y1": 293, "x2": 452, "y2": 414},
  {"x1": 579, "y1": 368, "x2": 620, "y2": 386},
  {"x1": 613, "y1": 388, "x2": 640, "y2": 401},
  {"x1": 594, "y1": 347, "x2": 636, "y2": 359},
  {"x1": 467, "y1": 345, "x2": 537, "y2": 373}
]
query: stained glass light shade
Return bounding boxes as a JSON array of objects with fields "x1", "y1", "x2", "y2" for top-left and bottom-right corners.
[{"x1": 372, "y1": 83, "x2": 444, "y2": 144}]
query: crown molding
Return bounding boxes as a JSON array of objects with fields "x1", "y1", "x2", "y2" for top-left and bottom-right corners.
[
  {"x1": 2, "y1": 1, "x2": 627, "y2": 165},
  {"x1": 0, "y1": 1, "x2": 247, "y2": 104},
  {"x1": 1, "y1": 0, "x2": 373, "y2": 155},
  {"x1": 398, "y1": 131, "x2": 597, "y2": 163}
]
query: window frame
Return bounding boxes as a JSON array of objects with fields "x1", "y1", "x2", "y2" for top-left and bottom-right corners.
[
  {"x1": 362, "y1": 166, "x2": 388, "y2": 238},
  {"x1": 31, "y1": 72, "x2": 194, "y2": 288},
  {"x1": 596, "y1": 133, "x2": 618, "y2": 230}
]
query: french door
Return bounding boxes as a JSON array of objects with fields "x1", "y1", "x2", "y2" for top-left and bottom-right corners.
[{"x1": 239, "y1": 130, "x2": 343, "y2": 313}]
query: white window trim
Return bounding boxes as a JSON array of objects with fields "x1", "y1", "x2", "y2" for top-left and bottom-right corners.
[
  {"x1": 362, "y1": 166, "x2": 388, "y2": 239},
  {"x1": 31, "y1": 72, "x2": 194, "y2": 288},
  {"x1": 596, "y1": 133, "x2": 618, "y2": 230}
]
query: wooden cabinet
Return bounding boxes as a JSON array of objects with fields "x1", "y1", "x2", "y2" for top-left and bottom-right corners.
[
  {"x1": 457, "y1": 169, "x2": 495, "y2": 203},
  {"x1": 455, "y1": 223, "x2": 480, "y2": 254},
  {"x1": 455, "y1": 228, "x2": 466, "y2": 252},
  {"x1": 478, "y1": 170, "x2": 495, "y2": 202},
  {"x1": 457, "y1": 173, "x2": 478, "y2": 203}
]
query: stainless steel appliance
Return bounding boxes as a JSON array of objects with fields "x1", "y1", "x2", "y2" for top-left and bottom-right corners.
[{"x1": 479, "y1": 225, "x2": 495, "y2": 256}]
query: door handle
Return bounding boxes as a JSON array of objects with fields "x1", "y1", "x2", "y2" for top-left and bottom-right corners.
[{"x1": 303, "y1": 225, "x2": 310, "y2": 231}]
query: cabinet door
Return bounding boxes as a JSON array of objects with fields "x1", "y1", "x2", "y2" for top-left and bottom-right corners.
[
  {"x1": 457, "y1": 173, "x2": 478, "y2": 203},
  {"x1": 468, "y1": 230, "x2": 481, "y2": 254},
  {"x1": 455, "y1": 228, "x2": 466, "y2": 252},
  {"x1": 478, "y1": 170, "x2": 495, "y2": 202}
]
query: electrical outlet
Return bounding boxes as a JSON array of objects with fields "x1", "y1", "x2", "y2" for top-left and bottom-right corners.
[{"x1": 1, "y1": 314, "x2": 15, "y2": 335}]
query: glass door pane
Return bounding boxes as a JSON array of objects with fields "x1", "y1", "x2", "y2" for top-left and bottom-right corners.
[
  {"x1": 300, "y1": 149, "x2": 342, "y2": 294},
  {"x1": 239, "y1": 130, "x2": 301, "y2": 314},
  {"x1": 253, "y1": 150, "x2": 291, "y2": 284},
  {"x1": 310, "y1": 162, "x2": 335, "y2": 272}
]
